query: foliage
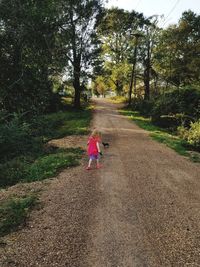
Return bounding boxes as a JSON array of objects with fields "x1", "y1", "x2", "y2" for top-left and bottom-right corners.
[
  {"x1": 154, "y1": 11, "x2": 200, "y2": 88},
  {"x1": 131, "y1": 98, "x2": 154, "y2": 116},
  {"x1": 0, "y1": 114, "x2": 43, "y2": 162},
  {"x1": 151, "y1": 87, "x2": 200, "y2": 125},
  {"x1": 0, "y1": 195, "x2": 37, "y2": 236},
  {"x1": 0, "y1": 108, "x2": 91, "y2": 163},
  {"x1": 0, "y1": 0, "x2": 61, "y2": 114},
  {"x1": 0, "y1": 107, "x2": 91, "y2": 188},
  {"x1": 152, "y1": 114, "x2": 195, "y2": 130},
  {"x1": 108, "y1": 96, "x2": 127, "y2": 104},
  {"x1": 57, "y1": 0, "x2": 104, "y2": 108},
  {"x1": 97, "y1": 8, "x2": 146, "y2": 96},
  {"x1": 35, "y1": 109, "x2": 92, "y2": 138},
  {"x1": 23, "y1": 149, "x2": 81, "y2": 183},
  {"x1": 178, "y1": 121, "x2": 200, "y2": 150}
]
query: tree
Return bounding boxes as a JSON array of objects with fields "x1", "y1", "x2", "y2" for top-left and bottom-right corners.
[
  {"x1": 154, "y1": 10, "x2": 200, "y2": 88},
  {"x1": 98, "y1": 8, "x2": 146, "y2": 97},
  {"x1": 0, "y1": 0, "x2": 60, "y2": 114},
  {"x1": 58, "y1": 0, "x2": 104, "y2": 108},
  {"x1": 138, "y1": 16, "x2": 159, "y2": 100}
]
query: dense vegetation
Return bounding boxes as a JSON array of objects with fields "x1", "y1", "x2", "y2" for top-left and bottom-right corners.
[{"x1": 0, "y1": 109, "x2": 91, "y2": 188}]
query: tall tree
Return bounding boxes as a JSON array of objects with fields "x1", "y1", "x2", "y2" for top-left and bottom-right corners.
[
  {"x1": 97, "y1": 8, "x2": 146, "y2": 96},
  {"x1": 138, "y1": 16, "x2": 159, "y2": 100},
  {"x1": 154, "y1": 10, "x2": 200, "y2": 88},
  {"x1": 0, "y1": 0, "x2": 59, "y2": 114},
  {"x1": 58, "y1": 0, "x2": 103, "y2": 108}
]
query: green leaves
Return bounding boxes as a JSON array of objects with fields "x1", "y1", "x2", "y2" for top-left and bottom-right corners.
[{"x1": 154, "y1": 11, "x2": 200, "y2": 87}]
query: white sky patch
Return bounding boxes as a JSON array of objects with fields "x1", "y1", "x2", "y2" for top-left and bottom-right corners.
[{"x1": 105, "y1": 0, "x2": 200, "y2": 27}]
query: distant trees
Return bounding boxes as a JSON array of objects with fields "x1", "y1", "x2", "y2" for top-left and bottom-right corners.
[
  {"x1": 97, "y1": 8, "x2": 146, "y2": 96},
  {"x1": 154, "y1": 10, "x2": 200, "y2": 88},
  {"x1": 95, "y1": 9, "x2": 200, "y2": 101},
  {"x1": 96, "y1": 8, "x2": 162, "y2": 100},
  {"x1": 57, "y1": 0, "x2": 103, "y2": 108}
]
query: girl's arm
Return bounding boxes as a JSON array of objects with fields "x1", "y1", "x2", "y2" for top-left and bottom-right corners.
[{"x1": 96, "y1": 141, "x2": 101, "y2": 153}]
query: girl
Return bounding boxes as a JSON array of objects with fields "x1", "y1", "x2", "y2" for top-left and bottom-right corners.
[{"x1": 86, "y1": 129, "x2": 101, "y2": 170}]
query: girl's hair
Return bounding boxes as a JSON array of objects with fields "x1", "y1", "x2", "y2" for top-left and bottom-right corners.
[{"x1": 91, "y1": 129, "x2": 101, "y2": 137}]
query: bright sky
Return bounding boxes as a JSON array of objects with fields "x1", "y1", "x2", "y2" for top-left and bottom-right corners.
[{"x1": 105, "y1": 0, "x2": 200, "y2": 27}]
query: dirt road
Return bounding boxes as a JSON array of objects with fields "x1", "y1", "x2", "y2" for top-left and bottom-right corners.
[{"x1": 1, "y1": 99, "x2": 200, "y2": 267}]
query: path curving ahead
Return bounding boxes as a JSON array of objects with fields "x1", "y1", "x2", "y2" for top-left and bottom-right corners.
[{"x1": 1, "y1": 99, "x2": 200, "y2": 267}]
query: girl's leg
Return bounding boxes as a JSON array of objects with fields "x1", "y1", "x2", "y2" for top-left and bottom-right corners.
[
  {"x1": 88, "y1": 158, "x2": 92, "y2": 167},
  {"x1": 96, "y1": 159, "x2": 101, "y2": 168},
  {"x1": 86, "y1": 158, "x2": 92, "y2": 170}
]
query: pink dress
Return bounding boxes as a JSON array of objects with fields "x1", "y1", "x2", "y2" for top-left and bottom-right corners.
[{"x1": 87, "y1": 136, "x2": 100, "y2": 156}]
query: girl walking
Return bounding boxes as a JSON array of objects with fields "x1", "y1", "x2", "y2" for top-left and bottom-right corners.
[{"x1": 86, "y1": 129, "x2": 102, "y2": 170}]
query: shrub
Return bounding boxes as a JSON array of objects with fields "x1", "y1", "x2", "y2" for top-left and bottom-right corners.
[
  {"x1": 151, "y1": 87, "x2": 200, "y2": 127},
  {"x1": 0, "y1": 157, "x2": 29, "y2": 187},
  {"x1": 30, "y1": 112, "x2": 65, "y2": 138},
  {"x1": 152, "y1": 114, "x2": 195, "y2": 129},
  {"x1": 131, "y1": 98, "x2": 154, "y2": 116},
  {"x1": 0, "y1": 115, "x2": 43, "y2": 162},
  {"x1": 178, "y1": 120, "x2": 200, "y2": 150},
  {"x1": 30, "y1": 109, "x2": 91, "y2": 139},
  {"x1": 0, "y1": 196, "x2": 37, "y2": 236}
]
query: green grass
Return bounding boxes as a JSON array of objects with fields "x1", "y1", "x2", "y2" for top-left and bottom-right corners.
[
  {"x1": 0, "y1": 195, "x2": 37, "y2": 237},
  {"x1": 120, "y1": 109, "x2": 195, "y2": 159},
  {"x1": 31, "y1": 108, "x2": 92, "y2": 141},
  {"x1": 0, "y1": 106, "x2": 92, "y2": 188},
  {"x1": 0, "y1": 148, "x2": 83, "y2": 188},
  {"x1": 24, "y1": 149, "x2": 81, "y2": 183}
]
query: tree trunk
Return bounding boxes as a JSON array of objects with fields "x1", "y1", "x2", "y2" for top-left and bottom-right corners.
[
  {"x1": 73, "y1": 73, "x2": 81, "y2": 109},
  {"x1": 128, "y1": 45, "x2": 137, "y2": 105},
  {"x1": 144, "y1": 40, "x2": 150, "y2": 100},
  {"x1": 144, "y1": 66, "x2": 150, "y2": 100},
  {"x1": 73, "y1": 58, "x2": 81, "y2": 109}
]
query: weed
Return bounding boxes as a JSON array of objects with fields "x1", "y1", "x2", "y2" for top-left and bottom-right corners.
[{"x1": 0, "y1": 195, "x2": 37, "y2": 237}]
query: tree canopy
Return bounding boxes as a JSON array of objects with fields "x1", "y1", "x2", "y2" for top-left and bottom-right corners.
[{"x1": 0, "y1": 1, "x2": 199, "y2": 113}]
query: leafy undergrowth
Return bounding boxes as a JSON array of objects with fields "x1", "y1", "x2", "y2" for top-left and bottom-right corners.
[
  {"x1": 0, "y1": 195, "x2": 37, "y2": 237},
  {"x1": 120, "y1": 109, "x2": 200, "y2": 162},
  {"x1": 31, "y1": 108, "x2": 92, "y2": 141},
  {"x1": 0, "y1": 148, "x2": 83, "y2": 188},
  {"x1": 0, "y1": 105, "x2": 92, "y2": 188}
]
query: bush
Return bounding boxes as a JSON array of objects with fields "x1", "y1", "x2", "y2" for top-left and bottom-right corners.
[
  {"x1": 30, "y1": 112, "x2": 65, "y2": 138},
  {"x1": 0, "y1": 108, "x2": 91, "y2": 188},
  {"x1": 30, "y1": 109, "x2": 91, "y2": 139},
  {"x1": 131, "y1": 98, "x2": 154, "y2": 116},
  {"x1": 0, "y1": 115, "x2": 43, "y2": 162},
  {"x1": 178, "y1": 120, "x2": 200, "y2": 150},
  {"x1": 0, "y1": 157, "x2": 29, "y2": 187},
  {"x1": 151, "y1": 87, "x2": 200, "y2": 127},
  {"x1": 0, "y1": 196, "x2": 37, "y2": 236},
  {"x1": 152, "y1": 114, "x2": 195, "y2": 129}
]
